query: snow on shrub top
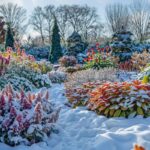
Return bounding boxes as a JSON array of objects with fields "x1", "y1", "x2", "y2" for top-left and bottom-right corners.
[{"x1": 0, "y1": 85, "x2": 60, "y2": 146}]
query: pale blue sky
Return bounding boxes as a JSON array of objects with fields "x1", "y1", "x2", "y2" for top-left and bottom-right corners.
[{"x1": 0, "y1": 0, "x2": 132, "y2": 21}]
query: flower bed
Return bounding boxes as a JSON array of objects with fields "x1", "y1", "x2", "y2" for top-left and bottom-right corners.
[
  {"x1": 1, "y1": 47, "x2": 52, "y2": 74},
  {"x1": 0, "y1": 48, "x2": 52, "y2": 91},
  {"x1": 0, "y1": 85, "x2": 60, "y2": 146},
  {"x1": 84, "y1": 45, "x2": 115, "y2": 70},
  {"x1": 84, "y1": 52, "x2": 114, "y2": 70}
]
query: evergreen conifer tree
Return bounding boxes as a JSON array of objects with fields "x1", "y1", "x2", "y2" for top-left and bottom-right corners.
[
  {"x1": 5, "y1": 23, "x2": 14, "y2": 49},
  {"x1": 49, "y1": 16, "x2": 62, "y2": 63}
]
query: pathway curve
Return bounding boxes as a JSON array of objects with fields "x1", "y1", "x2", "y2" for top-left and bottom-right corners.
[{"x1": 0, "y1": 84, "x2": 150, "y2": 150}]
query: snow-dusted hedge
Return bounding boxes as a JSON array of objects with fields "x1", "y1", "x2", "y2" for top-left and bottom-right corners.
[
  {"x1": 0, "y1": 85, "x2": 60, "y2": 146},
  {"x1": 88, "y1": 81, "x2": 150, "y2": 118},
  {"x1": 48, "y1": 71, "x2": 67, "y2": 83},
  {"x1": 7, "y1": 64, "x2": 52, "y2": 90},
  {"x1": 0, "y1": 74, "x2": 35, "y2": 91}
]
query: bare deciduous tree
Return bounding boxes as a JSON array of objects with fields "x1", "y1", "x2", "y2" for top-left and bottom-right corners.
[
  {"x1": 88, "y1": 23, "x2": 104, "y2": 43},
  {"x1": 59, "y1": 5, "x2": 100, "y2": 42},
  {"x1": 56, "y1": 5, "x2": 69, "y2": 46},
  {"x1": 81, "y1": 5, "x2": 99, "y2": 41},
  {"x1": 30, "y1": 6, "x2": 45, "y2": 44},
  {"x1": 65, "y1": 5, "x2": 83, "y2": 33},
  {"x1": 129, "y1": 0, "x2": 150, "y2": 42},
  {"x1": 43, "y1": 5, "x2": 55, "y2": 43},
  {"x1": 105, "y1": 3, "x2": 129, "y2": 33},
  {"x1": 0, "y1": 3, "x2": 27, "y2": 39},
  {"x1": 30, "y1": 4, "x2": 103, "y2": 44}
]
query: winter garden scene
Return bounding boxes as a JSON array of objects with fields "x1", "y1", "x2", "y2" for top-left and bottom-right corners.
[{"x1": 0, "y1": 0, "x2": 150, "y2": 149}]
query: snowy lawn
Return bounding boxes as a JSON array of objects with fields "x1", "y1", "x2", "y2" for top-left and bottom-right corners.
[{"x1": 0, "y1": 84, "x2": 150, "y2": 150}]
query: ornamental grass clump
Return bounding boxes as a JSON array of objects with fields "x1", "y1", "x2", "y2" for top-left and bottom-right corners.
[
  {"x1": 0, "y1": 85, "x2": 60, "y2": 146},
  {"x1": 66, "y1": 68, "x2": 117, "y2": 88},
  {"x1": 88, "y1": 80, "x2": 150, "y2": 118}
]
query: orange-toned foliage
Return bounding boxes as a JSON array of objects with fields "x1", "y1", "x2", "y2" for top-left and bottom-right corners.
[
  {"x1": 88, "y1": 81, "x2": 150, "y2": 117},
  {"x1": 134, "y1": 144, "x2": 145, "y2": 150}
]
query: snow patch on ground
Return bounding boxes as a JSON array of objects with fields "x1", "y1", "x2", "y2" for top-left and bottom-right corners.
[{"x1": 0, "y1": 84, "x2": 150, "y2": 150}]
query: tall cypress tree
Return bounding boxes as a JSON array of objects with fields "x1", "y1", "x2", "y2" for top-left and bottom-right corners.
[
  {"x1": 5, "y1": 23, "x2": 14, "y2": 49},
  {"x1": 49, "y1": 16, "x2": 62, "y2": 63}
]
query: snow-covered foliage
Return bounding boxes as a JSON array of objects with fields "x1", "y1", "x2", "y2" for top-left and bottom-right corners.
[
  {"x1": 111, "y1": 29, "x2": 133, "y2": 62},
  {"x1": 0, "y1": 73, "x2": 35, "y2": 91},
  {"x1": 88, "y1": 80, "x2": 150, "y2": 118},
  {"x1": 0, "y1": 84, "x2": 149, "y2": 149},
  {"x1": 0, "y1": 85, "x2": 60, "y2": 146},
  {"x1": 1, "y1": 64, "x2": 52, "y2": 91},
  {"x1": 66, "y1": 78, "x2": 150, "y2": 117},
  {"x1": 48, "y1": 71, "x2": 67, "y2": 83},
  {"x1": 77, "y1": 53, "x2": 87, "y2": 63},
  {"x1": 25, "y1": 46, "x2": 50, "y2": 60},
  {"x1": 0, "y1": 48, "x2": 52, "y2": 91}
]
